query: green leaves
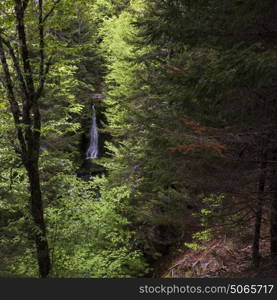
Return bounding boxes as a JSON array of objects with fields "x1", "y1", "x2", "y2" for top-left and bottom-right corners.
[{"x1": 45, "y1": 176, "x2": 148, "y2": 277}]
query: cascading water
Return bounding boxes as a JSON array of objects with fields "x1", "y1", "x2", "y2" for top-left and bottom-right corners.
[{"x1": 86, "y1": 104, "x2": 99, "y2": 159}]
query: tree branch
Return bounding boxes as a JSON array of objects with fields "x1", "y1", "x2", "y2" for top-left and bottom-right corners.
[
  {"x1": 22, "y1": 0, "x2": 29, "y2": 11},
  {"x1": 43, "y1": 0, "x2": 61, "y2": 23},
  {"x1": 37, "y1": 0, "x2": 44, "y2": 99},
  {"x1": 36, "y1": 57, "x2": 52, "y2": 99},
  {"x1": 1, "y1": 37, "x2": 28, "y2": 99},
  {"x1": 14, "y1": 0, "x2": 35, "y2": 97},
  {"x1": 0, "y1": 35, "x2": 27, "y2": 160}
]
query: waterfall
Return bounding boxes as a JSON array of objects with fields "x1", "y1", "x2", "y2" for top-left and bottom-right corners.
[{"x1": 86, "y1": 105, "x2": 99, "y2": 159}]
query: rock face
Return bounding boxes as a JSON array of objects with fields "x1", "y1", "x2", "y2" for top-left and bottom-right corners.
[{"x1": 77, "y1": 159, "x2": 106, "y2": 180}]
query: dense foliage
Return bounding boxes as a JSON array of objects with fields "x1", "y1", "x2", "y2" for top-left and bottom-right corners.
[{"x1": 1, "y1": 0, "x2": 277, "y2": 277}]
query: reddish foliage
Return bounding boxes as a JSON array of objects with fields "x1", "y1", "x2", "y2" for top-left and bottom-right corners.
[
  {"x1": 168, "y1": 142, "x2": 226, "y2": 157},
  {"x1": 178, "y1": 118, "x2": 206, "y2": 134}
]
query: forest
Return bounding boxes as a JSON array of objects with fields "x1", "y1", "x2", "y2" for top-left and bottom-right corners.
[{"x1": 0, "y1": 0, "x2": 277, "y2": 278}]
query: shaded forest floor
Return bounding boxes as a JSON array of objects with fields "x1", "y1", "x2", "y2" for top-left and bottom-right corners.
[{"x1": 152, "y1": 232, "x2": 277, "y2": 278}]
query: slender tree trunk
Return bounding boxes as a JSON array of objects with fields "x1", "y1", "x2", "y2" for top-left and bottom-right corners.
[
  {"x1": 269, "y1": 80, "x2": 277, "y2": 263},
  {"x1": 266, "y1": 0, "x2": 277, "y2": 265},
  {"x1": 252, "y1": 148, "x2": 267, "y2": 267},
  {"x1": 271, "y1": 188, "x2": 277, "y2": 262},
  {"x1": 270, "y1": 143, "x2": 277, "y2": 263}
]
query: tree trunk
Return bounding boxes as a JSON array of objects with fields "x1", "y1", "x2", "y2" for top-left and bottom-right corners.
[
  {"x1": 271, "y1": 189, "x2": 277, "y2": 262},
  {"x1": 252, "y1": 150, "x2": 267, "y2": 267},
  {"x1": 1, "y1": 0, "x2": 53, "y2": 278},
  {"x1": 266, "y1": 0, "x2": 277, "y2": 267},
  {"x1": 26, "y1": 159, "x2": 51, "y2": 278},
  {"x1": 270, "y1": 145, "x2": 277, "y2": 263}
]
